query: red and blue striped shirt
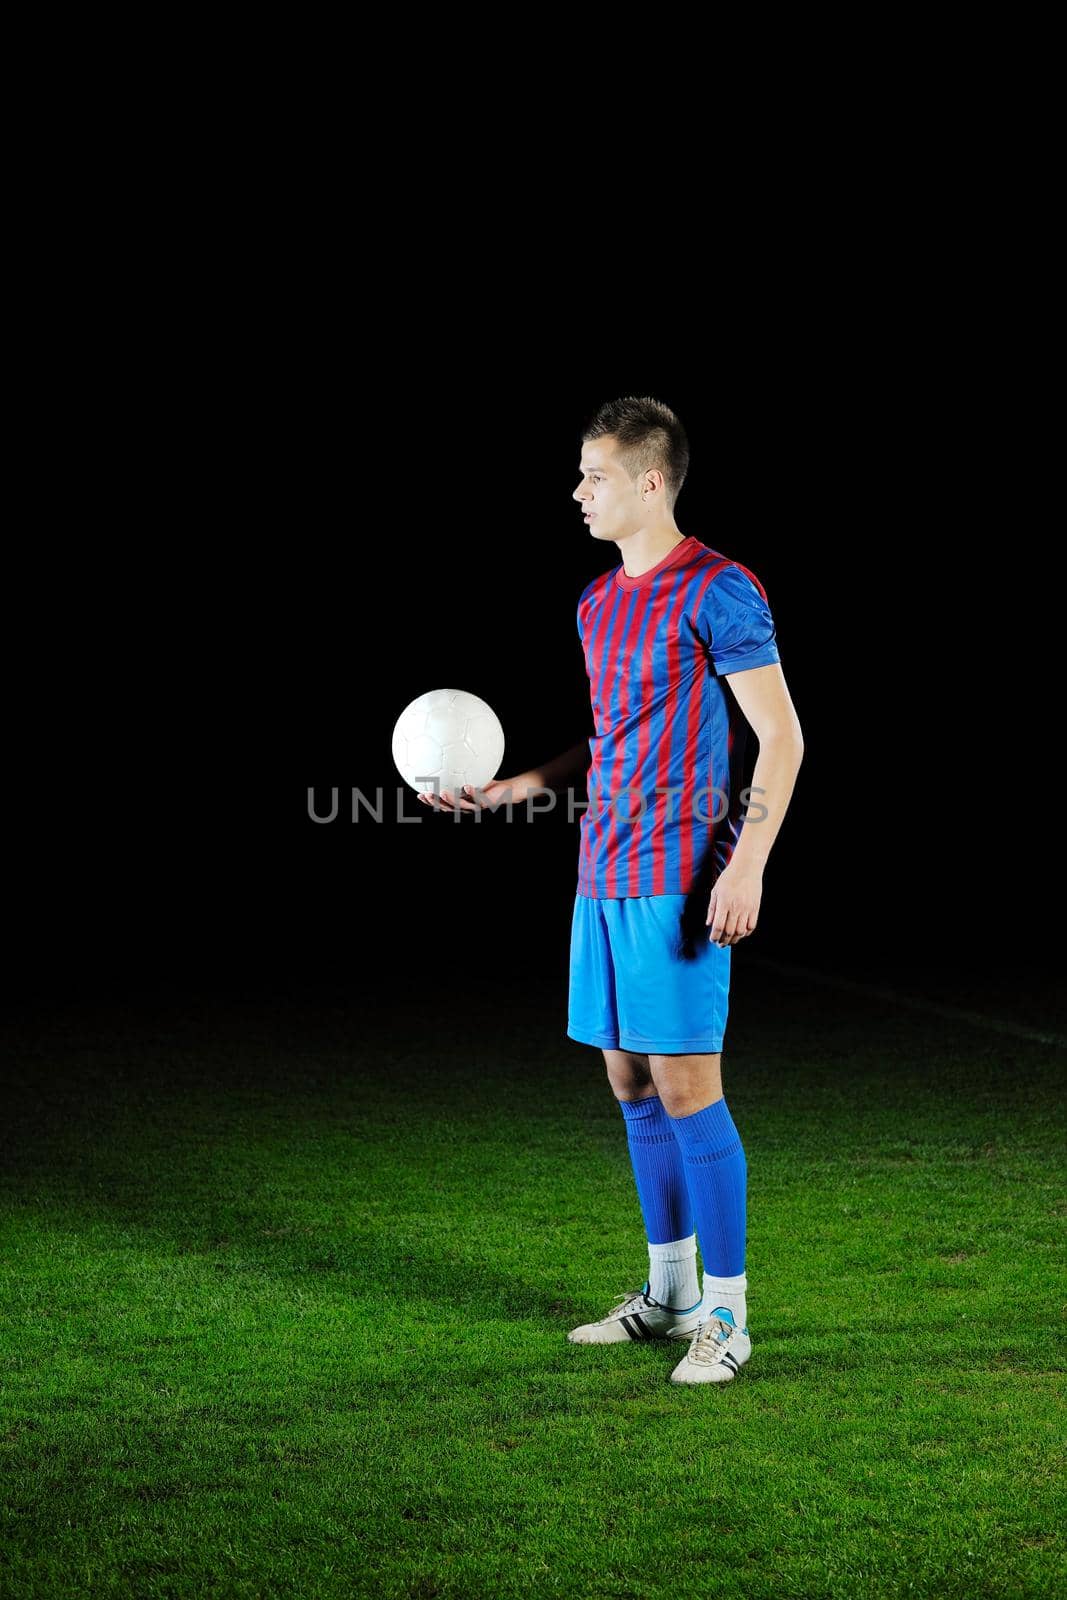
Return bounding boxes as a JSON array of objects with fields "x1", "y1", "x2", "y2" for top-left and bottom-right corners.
[{"x1": 576, "y1": 535, "x2": 779, "y2": 899}]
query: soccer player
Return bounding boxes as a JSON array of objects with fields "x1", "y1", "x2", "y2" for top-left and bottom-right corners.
[{"x1": 420, "y1": 396, "x2": 804, "y2": 1385}]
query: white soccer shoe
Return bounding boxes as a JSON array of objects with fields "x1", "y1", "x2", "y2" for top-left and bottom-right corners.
[
  {"x1": 567, "y1": 1280, "x2": 704, "y2": 1344},
  {"x1": 669, "y1": 1306, "x2": 752, "y2": 1383}
]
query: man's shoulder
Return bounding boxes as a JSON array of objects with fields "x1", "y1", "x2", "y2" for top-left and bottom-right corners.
[
  {"x1": 683, "y1": 540, "x2": 739, "y2": 574},
  {"x1": 578, "y1": 569, "x2": 618, "y2": 605},
  {"x1": 684, "y1": 547, "x2": 769, "y2": 604}
]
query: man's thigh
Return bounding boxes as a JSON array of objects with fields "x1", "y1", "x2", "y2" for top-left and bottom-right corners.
[
  {"x1": 604, "y1": 894, "x2": 731, "y2": 1056},
  {"x1": 602, "y1": 1048, "x2": 654, "y2": 1099},
  {"x1": 567, "y1": 892, "x2": 620, "y2": 1049}
]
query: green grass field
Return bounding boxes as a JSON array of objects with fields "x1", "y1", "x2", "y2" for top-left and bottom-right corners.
[{"x1": 1, "y1": 966, "x2": 1063, "y2": 1599}]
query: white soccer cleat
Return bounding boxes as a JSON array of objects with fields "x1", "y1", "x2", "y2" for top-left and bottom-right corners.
[
  {"x1": 567, "y1": 1280, "x2": 704, "y2": 1344},
  {"x1": 669, "y1": 1306, "x2": 752, "y2": 1382}
]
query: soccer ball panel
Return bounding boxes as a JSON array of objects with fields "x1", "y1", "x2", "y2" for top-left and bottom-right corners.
[
  {"x1": 425, "y1": 704, "x2": 467, "y2": 745},
  {"x1": 391, "y1": 689, "x2": 505, "y2": 793}
]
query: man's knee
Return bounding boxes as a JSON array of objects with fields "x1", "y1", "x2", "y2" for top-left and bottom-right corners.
[
  {"x1": 602, "y1": 1047, "x2": 654, "y2": 1101},
  {"x1": 648, "y1": 1052, "x2": 723, "y2": 1117}
]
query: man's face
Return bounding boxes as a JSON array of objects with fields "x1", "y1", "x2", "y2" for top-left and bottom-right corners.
[{"x1": 572, "y1": 435, "x2": 644, "y2": 543}]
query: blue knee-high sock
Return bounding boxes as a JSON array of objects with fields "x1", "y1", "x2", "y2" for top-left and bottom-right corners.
[
  {"x1": 666, "y1": 1096, "x2": 746, "y2": 1277},
  {"x1": 617, "y1": 1094, "x2": 694, "y2": 1244}
]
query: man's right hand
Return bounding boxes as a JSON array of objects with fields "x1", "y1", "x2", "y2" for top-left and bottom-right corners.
[{"x1": 418, "y1": 774, "x2": 535, "y2": 813}]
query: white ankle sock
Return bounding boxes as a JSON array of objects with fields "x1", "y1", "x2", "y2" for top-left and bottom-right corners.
[
  {"x1": 701, "y1": 1270, "x2": 748, "y2": 1330},
  {"x1": 647, "y1": 1235, "x2": 700, "y2": 1309}
]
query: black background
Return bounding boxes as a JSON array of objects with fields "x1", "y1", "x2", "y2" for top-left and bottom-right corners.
[{"x1": 13, "y1": 344, "x2": 1054, "y2": 1022}]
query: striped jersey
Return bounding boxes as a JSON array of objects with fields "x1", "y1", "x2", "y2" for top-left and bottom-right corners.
[{"x1": 576, "y1": 535, "x2": 779, "y2": 898}]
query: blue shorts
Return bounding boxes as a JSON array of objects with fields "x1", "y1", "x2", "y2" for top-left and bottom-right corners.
[{"x1": 567, "y1": 892, "x2": 731, "y2": 1055}]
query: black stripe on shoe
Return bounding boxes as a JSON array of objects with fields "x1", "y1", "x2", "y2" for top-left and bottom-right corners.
[
  {"x1": 721, "y1": 1352, "x2": 740, "y2": 1372},
  {"x1": 621, "y1": 1314, "x2": 650, "y2": 1340}
]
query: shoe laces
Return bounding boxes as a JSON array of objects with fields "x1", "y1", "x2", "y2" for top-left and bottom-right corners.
[
  {"x1": 600, "y1": 1287, "x2": 649, "y2": 1323},
  {"x1": 688, "y1": 1314, "x2": 737, "y2": 1364}
]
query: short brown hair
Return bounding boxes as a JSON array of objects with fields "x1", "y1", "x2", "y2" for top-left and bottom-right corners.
[{"x1": 581, "y1": 395, "x2": 690, "y2": 510}]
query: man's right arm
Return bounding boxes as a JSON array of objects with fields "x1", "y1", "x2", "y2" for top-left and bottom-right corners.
[
  {"x1": 418, "y1": 738, "x2": 590, "y2": 812},
  {"x1": 526, "y1": 738, "x2": 590, "y2": 795}
]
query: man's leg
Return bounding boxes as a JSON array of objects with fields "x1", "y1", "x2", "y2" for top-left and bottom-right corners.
[
  {"x1": 649, "y1": 1052, "x2": 748, "y2": 1335},
  {"x1": 605, "y1": 1049, "x2": 700, "y2": 1313}
]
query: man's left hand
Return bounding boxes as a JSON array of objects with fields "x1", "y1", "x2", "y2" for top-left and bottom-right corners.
[{"x1": 706, "y1": 863, "x2": 764, "y2": 946}]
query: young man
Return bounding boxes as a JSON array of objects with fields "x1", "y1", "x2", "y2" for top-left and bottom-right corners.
[{"x1": 420, "y1": 396, "x2": 804, "y2": 1385}]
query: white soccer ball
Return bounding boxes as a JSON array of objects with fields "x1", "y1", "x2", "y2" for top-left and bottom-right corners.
[{"x1": 391, "y1": 689, "x2": 505, "y2": 796}]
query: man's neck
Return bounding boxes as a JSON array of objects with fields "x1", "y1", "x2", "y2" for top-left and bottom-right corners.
[{"x1": 619, "y1": 528, "x2": 687, "y2": 579}]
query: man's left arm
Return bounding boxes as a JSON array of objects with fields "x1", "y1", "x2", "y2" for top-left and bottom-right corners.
[{"x1": 707, "y1": 662, "x2": 804, "y2": 946}]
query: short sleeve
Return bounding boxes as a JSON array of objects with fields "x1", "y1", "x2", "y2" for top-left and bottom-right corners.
[{"x1": 691, "y1": 564, "x2": 780, "y2": 675}]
